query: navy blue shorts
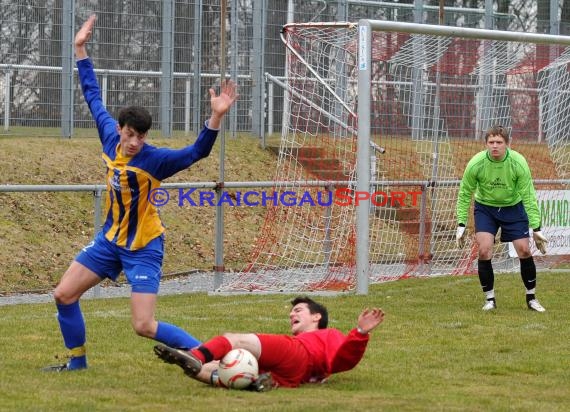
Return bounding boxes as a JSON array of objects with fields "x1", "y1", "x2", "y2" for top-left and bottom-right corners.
[
  {"x1": 474, "y1": 201, "x2": 530, "y2": 242},
  {"x1": 75, "y1": 231, "x2": 164, "y2": 293}
]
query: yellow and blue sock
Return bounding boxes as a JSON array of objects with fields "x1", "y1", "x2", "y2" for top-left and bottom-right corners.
[{"x1": 56, "y1": 301, "x2": 87, "y2": 369}]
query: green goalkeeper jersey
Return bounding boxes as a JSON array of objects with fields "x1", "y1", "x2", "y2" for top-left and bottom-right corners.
[{"x1": 456, "y1": 148, "x2": 541, "y2": 229}]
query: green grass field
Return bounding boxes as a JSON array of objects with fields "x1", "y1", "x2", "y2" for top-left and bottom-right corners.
[{"x1": 0, "y1": 272, "x2": 568, "y2": 411}]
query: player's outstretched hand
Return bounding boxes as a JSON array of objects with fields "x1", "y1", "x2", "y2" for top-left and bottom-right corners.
[
  {"x1": 75, "y1": 14, "x2": 96, "y2": 49},
  {"x1": 533, "y1": 230, "x2": 548, "y2": 254},
  {"x1": 210, "y1": 80, "x2": 238, "y2": 116},
  {"x1": 357, "y1": 308, "x2": 384, "y2": 334}
]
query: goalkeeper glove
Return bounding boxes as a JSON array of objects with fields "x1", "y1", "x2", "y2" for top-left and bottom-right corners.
[
  {"x1": 532, "y1": 230, "x2": 548, "y2": 255},
  {"x1": 456, "y1": 225, "x2": 467, "y2": 248}
]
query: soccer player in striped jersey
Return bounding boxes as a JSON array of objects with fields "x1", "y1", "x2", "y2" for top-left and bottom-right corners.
[
  {"x1": 455, "y1": 125, "x2": 548, "y2": 312},
  {"x1": 44, "y1": 14, "x2": 237, "y2": 371}
]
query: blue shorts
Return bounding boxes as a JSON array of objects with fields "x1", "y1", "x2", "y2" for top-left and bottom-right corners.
[
  {"x1": 474, "y1": 201, "x2": 530, "y2": 242},
  {"x1": 75, "y1": 231, "x2": 164, "y2": 293}
]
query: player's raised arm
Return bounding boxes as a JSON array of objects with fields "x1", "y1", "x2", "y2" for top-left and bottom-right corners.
[
  {"x1": 75, "y1": 14, "x2": 96, "y2": 60},
  {"x1": 206, "y1": 80, "x2": 238, "y2": 130}
]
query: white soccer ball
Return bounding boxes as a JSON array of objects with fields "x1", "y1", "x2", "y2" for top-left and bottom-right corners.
[{"x1": 218, "y1": 348, "x2": 259, "y2": 389}]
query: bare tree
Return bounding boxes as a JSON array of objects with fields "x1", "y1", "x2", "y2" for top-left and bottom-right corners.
[
  {"x1": 561, "y1": 0, "x2": 570, "y2": 35},
  {"x1": 537, "y1": 0, "x2": 551, "y2": 34}
]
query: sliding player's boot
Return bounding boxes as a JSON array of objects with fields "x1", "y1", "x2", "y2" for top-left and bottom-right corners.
[
  {"x1": 250, "y1": 372, "x2": 276, "y2": 392},
  {"x1": 154, "y1": 344, "x2": 202, "y2": 376}
]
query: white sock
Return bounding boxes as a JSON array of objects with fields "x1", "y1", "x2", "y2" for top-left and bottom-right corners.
[{"x1": 485, "y1": 290, "x2": 495, "y2": 300}]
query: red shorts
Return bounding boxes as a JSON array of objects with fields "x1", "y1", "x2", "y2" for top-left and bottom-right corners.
[{"x1": 256, "y1": 334, "x2": 310, "y2": 387}]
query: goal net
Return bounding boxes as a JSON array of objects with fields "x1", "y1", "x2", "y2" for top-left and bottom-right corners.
[{"x1": 219, "y1": 21, "x2": 570, "y2": 293}]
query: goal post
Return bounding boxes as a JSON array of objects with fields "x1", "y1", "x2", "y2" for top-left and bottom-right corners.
[
  {"x1": 218, "y1": 20, "x2": 570, "y2": 294},
  {"x1": 357, "y1": 21, "x2": 372, "y2": 295}
]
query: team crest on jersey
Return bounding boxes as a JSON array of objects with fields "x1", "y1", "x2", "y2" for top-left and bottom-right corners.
[
  {"x1": 109, "y1": 174, "x2": 122, "y2": 191},
  {"x1": 489, "y1": 177, "x2": 506, "y2": 189},
  {"x1": 108, "y1": 174, "x2": 135, "y2": 192}
]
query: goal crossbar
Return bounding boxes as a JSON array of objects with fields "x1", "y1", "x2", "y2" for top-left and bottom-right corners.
[{"x1": 363, "y1": 20, "x2": 570, "y2": 45}]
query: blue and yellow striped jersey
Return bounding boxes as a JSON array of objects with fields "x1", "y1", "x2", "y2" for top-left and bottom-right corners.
[{"x1": 78, "y1": 58, "x2": 219, "y2": 250}]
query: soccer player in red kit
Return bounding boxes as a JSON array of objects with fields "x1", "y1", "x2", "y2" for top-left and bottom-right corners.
[{"x1": 154, "y1": 296, "x2": 384, "y2": 390}]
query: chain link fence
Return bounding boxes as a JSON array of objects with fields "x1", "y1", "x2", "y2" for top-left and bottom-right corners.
[{"x1": 0, "y1": 0, "x2": 528, "y2": 138}]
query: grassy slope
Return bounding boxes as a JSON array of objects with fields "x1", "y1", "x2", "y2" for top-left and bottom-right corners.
[{"x1": 0, "y1": 135, "x2": 276, "y2": 292}]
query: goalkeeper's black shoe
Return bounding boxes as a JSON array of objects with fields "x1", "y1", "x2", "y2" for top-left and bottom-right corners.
[{"x1": 154, "y1": 344, "x2": 202, "y2": 377}]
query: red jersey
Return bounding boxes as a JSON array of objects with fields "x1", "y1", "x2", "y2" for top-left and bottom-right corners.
[
  {"x1": 256, "y1": 328, "x2": 370, "y2": 387},
  {"x1": 294, "y1": 328, "x2": 370, "y2": 382}
]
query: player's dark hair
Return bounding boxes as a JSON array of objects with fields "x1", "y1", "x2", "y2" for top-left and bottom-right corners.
[
  {"x1": 291, "y1": 296, "x2": 328, "y2": 329},
  {"x1": 118, "y1": 106, "x2": 152, "y2": 134},
  {"x1": 485, "y1": 125, "x2": 510, "y2": 144}
]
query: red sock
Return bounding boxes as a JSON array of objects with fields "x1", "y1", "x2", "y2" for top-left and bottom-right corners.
[{"x1": 190, "y1": 336, "x2": 232, "y2": 363}]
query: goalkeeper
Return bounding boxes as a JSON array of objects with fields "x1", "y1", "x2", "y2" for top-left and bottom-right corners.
[
  {"x1": 154, "y1": 296, "x2": 384, "y2": 390},
  {"x1": 456, "y1": 125, "x2": 547, "y2": 312}
]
